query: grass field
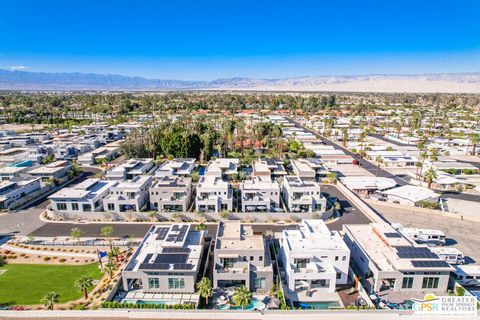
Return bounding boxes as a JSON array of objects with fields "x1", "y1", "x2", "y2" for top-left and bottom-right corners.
[{"x1": 0, "y1": 263, "x2": 102, "y2": 306}]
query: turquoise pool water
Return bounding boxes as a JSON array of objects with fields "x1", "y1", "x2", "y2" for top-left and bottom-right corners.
[
  {"x1": 122, "y1": 299, "x2": 169, "y2": 305},
  {"x1": 293, "y1": 301, "x2": 340, "y2": 309},
  {"x1": 216, "y1": 299, "x2": 265, "y2": 310}
]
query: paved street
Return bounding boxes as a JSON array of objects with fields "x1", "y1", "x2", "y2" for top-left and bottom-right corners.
[
  {"x1": 370, "y1": 202, "x2": 480, "y2": 264},
  {"x1": 370, "y1": 133, "x2": 412, "y2": 147},
  {"x1": 291, "y1": 119, "x2": 480, "y2": 202}
]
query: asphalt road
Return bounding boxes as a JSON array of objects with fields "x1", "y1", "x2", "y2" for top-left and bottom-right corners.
[
  {"x1": 290, "y1": 119, "x2": 480, "y2": 202},
  {"x1": 370, "y1": 133, "x2": 412, "y2": 147}
]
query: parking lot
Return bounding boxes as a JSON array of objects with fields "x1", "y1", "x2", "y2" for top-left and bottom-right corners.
[{"x1": 370, "y1": 202, "x2": 480, "y2": 264}]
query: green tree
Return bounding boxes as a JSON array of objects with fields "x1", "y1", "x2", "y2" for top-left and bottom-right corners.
[
  {"x1": 424, "y1": 167, "x2": 438, "y2": 189},
  {"x1": 103, "y1": 261, "x2": 116, "y2": 279},
  {"x1": 40, "y1": 292, "x2": 59, "y2": 310},
  {"x1": 75, "y1": 275, "x2": 94, "y2": 299},
  {"x1": 70, "y1": 227, "x2": 83, "y2": 243},
  {"x1": 101, "y1": 225, "x2": 114, "y2": 250},
  {"x1": 232, "y1": 285, "x2": 252, "y2": 309},
  {"x1": 375, "y1": 156, "x2": 384, "y2": 176},
  {"x1": 196, "y1": 277, "x2": 213, "y2": 305},
  {"x1": 108, "y1": 246, "x2": 121, "y2": 263}
]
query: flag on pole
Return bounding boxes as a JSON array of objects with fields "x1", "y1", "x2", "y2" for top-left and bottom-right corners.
[{"x1": 97, "y1": 249, "x2": 107, "y2": 268}]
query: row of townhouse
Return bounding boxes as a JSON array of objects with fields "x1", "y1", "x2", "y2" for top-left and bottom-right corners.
[
  {"x1": 119, "y1": 219, "x2": 454, "y2": 307},
  {"x1": 49, "y1": 157, "x2": 329, "y2": 214},
  {"x1": 0, "y1": 160, "x2": 74, "y2": 210}
]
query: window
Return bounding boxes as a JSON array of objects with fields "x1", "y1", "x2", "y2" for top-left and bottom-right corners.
[
  {"x1": 294, "y1": 258, "x2": 309, "y2": 269},
  {"x1": 148, "y1": 278, "x2": 159, "y2": 289},
  {"x1": 71, "y1": 203, "x2": 79, "y2": 211},
  {"x1": 250, "y1": 256, "x2": 254, "y2": 261},
  {"x1": 56, "y1": 203, "x2": 67, "y2": 211},
  {"x1": 335, "y1": 256, "x2": 339, "y2": 261},
  {"x1": 82, "y1": 203, "x2": 92, "y2": 212},
  {"x1": 342, "y1": 256, "x2": 346, "y2": 261},
  {"x1": 336, "y1": 272, "x2": 342, "y2": 279},
  {"x1": 422, "y1": 277, "x2": 439, "y2": 289},
  {"x1": 259, "y1": 256, "x2": 263, "y2": 261},
  {"x1": 402, "y1": 277, "x2": 414, "y2": 289},
  {"x1": 107, "y1": 203, "x2": 115, "y2": 211},
  {"x1": 255, "y1": 277, "x2": 266, "y2": 290},
  {"x1": 168, "y1": 278, "x2": 185, "y2": 289}
]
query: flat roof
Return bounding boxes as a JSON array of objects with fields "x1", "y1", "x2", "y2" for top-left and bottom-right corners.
[
  {"x1": 381, "y1": 185, "x2": 440, "y2": 202},
  {"x1": 344, "y1": 223, "x2": 453, "y2": 272},
  {"x1": 126, "y1": 224, "x2": 204, "y2": 273}
]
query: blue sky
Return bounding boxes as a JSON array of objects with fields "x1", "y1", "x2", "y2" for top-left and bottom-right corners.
[{"x1": 1, "y1": 0, "x2": 479, "y2": 80}]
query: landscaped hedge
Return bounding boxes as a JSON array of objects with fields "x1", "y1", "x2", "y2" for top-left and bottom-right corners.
[{"x1": 100, "y1": 301, "x2": 196, "y2": 309}]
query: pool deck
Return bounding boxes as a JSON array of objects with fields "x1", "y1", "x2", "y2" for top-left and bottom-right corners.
[
  {"x1": 122, "y1": 290, "x2": 200, "y2": 305},
  {"x1": 282, "y1": 283, "x2": 344, "y2": 308}
]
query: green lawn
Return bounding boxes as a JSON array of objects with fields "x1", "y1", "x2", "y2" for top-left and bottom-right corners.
[{"x1": 0, "y1": 263, "x2": 102, "y2": 306}]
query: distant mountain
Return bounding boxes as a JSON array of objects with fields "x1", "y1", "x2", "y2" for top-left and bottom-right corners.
[{"x1": 1, "y1": 69, "x2": 480, "y2": 93}]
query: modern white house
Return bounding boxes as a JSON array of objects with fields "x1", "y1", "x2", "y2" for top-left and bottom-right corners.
[
  {"x1": 49, "y1": 178, "x2": 118, "y2": 213},
  {"x1": 106, "y1": 158, "x2": 154, "y2": 180},
  {"x1": 343, "y1": 222, "x2": 453, "y2": 294},
  {"x1": 122, "y1": 224, "x2": 206, "y2": 305},
  {"x1": 240, "y1": 176, "x2": 280, "y2": 212},
  {"x1": 213, "y1": 222, "x2": 273, "y2": 293},
  {"x1": 280, "y1": 220, "x2": 350, "y2": 294},
  {"x1": 204, "y1": 158, "x2": 239, "y2": 180},
  {"x1": 282, "y1": 176, "x2": 327, "y2": 213},
  {"x1": 0, "y1": 177, "x2": 42, "y2": 210},
  {"x1": 103, "y1": 175, "x2": 152, "y2": 213},
  {"x1": 252, "y1": 158, "x2": 287, "y2": 178},
  {"x1": 195, "y1": 176, "x2": 233, "y2": 213},
  {"x1": 291, "y1": 158, "x2": 329, "y2": 181},
  {"x1": 0, "y1": 148, "x2": 30, "y2": 165},
  {"x1": 154, "y1": 158, "x2": 196, "y2": 178},
  {"x1": 77, "y1": 146, "x2": 119, "y2": 166},
  {"x1": 150, "y1": 176, "x2": 193, "y2": 212},
  {"x1": 27, "y1": 160, "x2": 72, "y2": 183},
  {"x1": 0, "y1": 166, "x2": 29, "y2": 181}
]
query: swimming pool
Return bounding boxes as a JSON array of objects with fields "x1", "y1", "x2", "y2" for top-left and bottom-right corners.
[
  {"x1": 122, "y1": 299, "x2": 169, "y2": 306},
  {"x1": 216, "y1": 298, "x2": 265, "y2": 310},
  {"x1": 293, "y1": 301, "x2": 340, "y2": 309}
]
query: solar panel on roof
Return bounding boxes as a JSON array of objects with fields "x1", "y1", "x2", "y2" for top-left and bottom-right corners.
[
  {"x1": 396, "y1": 247, "x2": 439, "y2": 259},
  {"x1": 384, "y1": 232, "x2": 402, "y2": 238},
  {"x1": 173, "y1": 263, "x2": 194, "y2": 270},
  {"x1": 155, "y1": 253, "x2": 188, "y2": 264},
  {"x1": 411, "y1": 260, "x2": 450, "y2": 268},
  {"x1": 163, "y1": 247, "x2": 190, "y2": 253},
  {"x1": 143, "y1": 253, "x2": 153, "y2": 263},
  {"x1": 138, "y1": 263, "x2": 171, "y2": 270}
]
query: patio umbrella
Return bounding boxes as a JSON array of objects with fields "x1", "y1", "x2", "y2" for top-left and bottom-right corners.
[{"x1": 265, "y1": 297, "x2": 281, "y2": 309}]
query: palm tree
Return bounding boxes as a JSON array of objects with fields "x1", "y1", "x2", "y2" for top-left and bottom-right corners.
[
  {"x1": 232, "y1": 285, "x2": 252, "y2": 310},
  {"x1": 469, "y1": 133, "x2": 480, "y2": 156},
  {"x1": 103, "y1": 261, "x2": 116, "y2": 279},
  {"x1": 75, "y1": 275, "x2": 94, "y2": 300},
  {"x1": 341, "y1": 128, "x2": 348, "y2": 147},
  {"x1": 40, "y1": 292, "x2": 59, "y2": 310},
  {"x1": 108, "y1": 246, "x2": 121, "y2": 263},
  {"x1": 375, "y1": 156, "x2": 384, "y2": 176},
  {"x1": 101, "y1": 226, "x2": 114, "y2": 250},
  {"x1": 196, "y1": 277, "x2": 213, "y2": 305},
  {"x1": 424, "y1": 167, "x2": 438, "y2": 189}
]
